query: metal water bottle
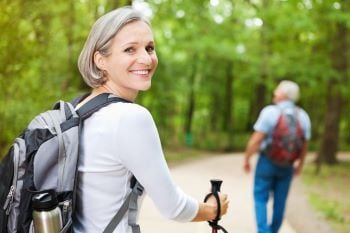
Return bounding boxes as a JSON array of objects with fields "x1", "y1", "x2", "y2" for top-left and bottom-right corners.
[{"x1": 32, "y1": 191, "x2": 62, "y2": 233}]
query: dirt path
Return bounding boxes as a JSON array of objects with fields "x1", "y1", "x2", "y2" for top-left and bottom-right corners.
[{"x1": 139, "y1": 153, "x2": 309, "y2": 233}]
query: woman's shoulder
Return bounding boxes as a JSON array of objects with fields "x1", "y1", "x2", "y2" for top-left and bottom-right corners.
[
  {"x1": 108, "y1": 101, "x2": 148, "y2": 112},
  {"x1": 106, "y1": 102, "x2": 154, "y2": 124}
]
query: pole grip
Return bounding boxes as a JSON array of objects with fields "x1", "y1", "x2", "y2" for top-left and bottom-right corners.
[
  {"x1": 205, "y1": 179, "x2": 229, "y2": 232},
  {"x1": 210, "y1": 179, "x2": 222, "y2": 193}
]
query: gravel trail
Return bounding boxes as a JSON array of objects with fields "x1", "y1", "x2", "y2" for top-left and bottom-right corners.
[{"x1": 139, "y1": 153, "x2": 321, "y2": 233}]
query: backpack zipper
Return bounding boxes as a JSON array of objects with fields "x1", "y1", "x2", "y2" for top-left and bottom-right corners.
[
  {"x1": 3, "y1": 186, "x2": 15, "y2": 214},
  {"x1": 3, "y1": 142, "x2": 20, "y2": 215},
  {"x1": 60, "y1": 200, "x2": 71, "y2": 225}
]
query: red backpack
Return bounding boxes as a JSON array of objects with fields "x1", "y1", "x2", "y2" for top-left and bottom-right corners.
[{"x1": 265, "y1": 107, "x2": 305, "y2": 165}]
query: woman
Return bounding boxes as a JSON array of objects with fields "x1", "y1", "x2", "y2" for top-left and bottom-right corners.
[{"x1": 73, "y1": 6, "x2": 229, "y2": 233}]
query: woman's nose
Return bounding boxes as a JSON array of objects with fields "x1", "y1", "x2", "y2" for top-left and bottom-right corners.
[{"x1": 137, "y1": 50, "x2": 152, "y2": 64}]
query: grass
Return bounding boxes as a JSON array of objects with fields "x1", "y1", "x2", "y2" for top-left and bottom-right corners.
[
  {"x1": 302, "y1": 158, "x2": 350, "y2": 233},
  {"x1": 164, "y1": 147, "x2": 214, "y2": 166}
]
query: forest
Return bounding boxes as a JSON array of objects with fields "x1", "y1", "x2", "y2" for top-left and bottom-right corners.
[{"x1": 1, "y1": 0, "x2": 349, "y2": 166}]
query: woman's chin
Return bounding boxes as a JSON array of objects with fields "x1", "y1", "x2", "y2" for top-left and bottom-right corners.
[{"x1": 139, "y1": 81, "x2": 152, "y2": 91}]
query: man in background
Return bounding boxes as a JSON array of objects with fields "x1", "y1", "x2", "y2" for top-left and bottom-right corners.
[{"x1": 243, "y1": 80, "x2": 311, "y2": 233}]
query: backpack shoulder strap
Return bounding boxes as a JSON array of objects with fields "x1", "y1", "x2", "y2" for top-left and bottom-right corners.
[
  {"x1": 274, "y1": 104, "x2": 299, "y2": 121},
  {"x1": 103, "y1": 176, "x2": 144, "y2": 233},
  {"x1": 271, "y1": 104, "x2": 284, "y2": 128},
  {"x1": 75, "y1": 93, "x2": 131, "y2": 120}
]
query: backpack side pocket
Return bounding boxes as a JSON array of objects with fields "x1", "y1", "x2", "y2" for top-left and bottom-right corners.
[{"x1": 0, "y1": 138, "x2": 26, "y2": 233}]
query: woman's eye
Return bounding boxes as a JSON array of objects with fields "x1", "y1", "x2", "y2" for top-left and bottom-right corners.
[
  {"x1": 146, "y1": 45, "x2": 155, "y2": 53},
  {"x1": 124, "y1": 47, "x2": 134, "y2": 53}
]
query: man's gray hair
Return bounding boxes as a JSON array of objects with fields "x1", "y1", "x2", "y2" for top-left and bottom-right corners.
[
  {"x1": 78, "y1": 6, "x2": 150, "y2": 88},
  {"x1": 278, "y1": 80, "x2": 300, "y2": 102}
]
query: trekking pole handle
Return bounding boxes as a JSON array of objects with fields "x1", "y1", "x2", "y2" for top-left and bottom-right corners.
[
  {"x1": 204, "y1": 179, "x2": 229, "y2": 233},
  {"x1": 209, "y1": 179, "x2": 222, "y2": 222},
  {"x1": 210, "y1": 179, "x2": 222, "y2": 193}
]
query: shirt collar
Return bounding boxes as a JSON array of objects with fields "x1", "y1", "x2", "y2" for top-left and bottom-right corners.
[{"x1": 277, "y1": 100, "x2": 295, "y2": 109}]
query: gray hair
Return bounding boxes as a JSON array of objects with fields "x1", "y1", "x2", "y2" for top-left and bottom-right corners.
[
  {"x1": 278, "y1": 80, "x2": 300, "y2": 102},
  {"x1": 78, "y1": 6, "x2": 151, "y2": 88}
]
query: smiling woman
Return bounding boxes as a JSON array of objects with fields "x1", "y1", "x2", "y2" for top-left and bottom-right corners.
[
  {"x1": 73, "y1": 6, "x2": 229, "y2": 233},
  {"x1": 93, "y1": 20, "x2": 158, "y2": 100},
  {"x1": 77, "y1": 8, "x2": 158, "y2": 102}
]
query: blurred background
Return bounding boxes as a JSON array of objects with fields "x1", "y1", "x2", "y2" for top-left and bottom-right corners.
[
  {"x1": 1, "y1": 0, "x2": 349, "y2": 161},
  {"x1": 0, "y1": 0, "x2": 349, "y2": 231}
]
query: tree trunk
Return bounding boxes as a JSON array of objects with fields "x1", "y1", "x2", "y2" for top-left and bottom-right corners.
[
  {"x1": 317, "y1": 21, "x2": 348, "y2": 167},
  {"x1": 184, "y1": 62, "x2": 197, "y2": 146},
  {"x1": 317, "y1": 81, "x2": 342, "y2": 165},
  {"x1": 210, "y1": 89, "x2": 221, "y2": 132},
  {"x1": 256, "y1": 82, "x2": 267, "y2": 115},
  {"x1": 223, "y1": 61, "x2": 234, "y2": 132},
  {"x1": 246, "y1": 0, "x2": 269, "y2": 131},
  {"x1": 223, "y1": 61, "x2": 235, "y2": 150}
]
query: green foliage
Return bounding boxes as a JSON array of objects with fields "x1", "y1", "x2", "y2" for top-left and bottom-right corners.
[
  {"x1": 1, "y1": 0, "x2": 350, "y2": 158},
  {"x1": 302, "y1": 160, "x2": 350, "y2": 232},
  {"x1": 309, "y1": 193, "x2": 348, "y2": 224}
]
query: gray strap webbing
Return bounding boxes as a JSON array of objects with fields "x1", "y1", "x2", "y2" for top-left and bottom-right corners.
[
  {"x1": 103, "y1": 181, "x2": 144, "y2": 233},
  {"x1": 128, "y1": 181, "x2": 144, "y2": 233},
  {"x1": 66, "y1": 101, "x2": 78, "y2": 118},
  {"x1": 47, "y1": 110, "x2": 65, "y2": 192}
]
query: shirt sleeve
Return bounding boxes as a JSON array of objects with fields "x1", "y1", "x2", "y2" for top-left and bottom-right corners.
[
  {"x1": 253, "y1": 105, "x2": 278, "y2": 134},
  {"x1": 300, "y1": 109, "x2": 312, "y2": 140},
  {"x1": 114, "y1": 104, "x2": 198, "y2": 222}
]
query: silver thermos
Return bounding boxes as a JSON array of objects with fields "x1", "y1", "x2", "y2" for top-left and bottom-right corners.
[{"x1": 32, "y1": 191, "x2": 63, "y2": 233}]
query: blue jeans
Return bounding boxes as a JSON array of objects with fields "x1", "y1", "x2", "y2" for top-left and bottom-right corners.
[{"x1": 254, "y1": 154, "x2": 293, "y2": 233}]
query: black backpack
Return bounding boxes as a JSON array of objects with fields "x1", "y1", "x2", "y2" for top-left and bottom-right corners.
[{"x1": 0, "y1": 93, "x2": 143, "y2": 233}]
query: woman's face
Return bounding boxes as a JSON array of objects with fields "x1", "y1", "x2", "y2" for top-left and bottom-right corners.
[{"x1": 96, "y1": 20, "x2": 158, "y2": 100}]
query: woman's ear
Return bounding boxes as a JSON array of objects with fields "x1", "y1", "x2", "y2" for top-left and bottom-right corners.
[{"x1": 94, "y1": 51, "x2": 105, "y2": 70}]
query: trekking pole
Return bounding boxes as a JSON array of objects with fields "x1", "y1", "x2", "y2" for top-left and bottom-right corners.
[{"x1": 204, "y1": 179, "x2": 228, "y2": 233}]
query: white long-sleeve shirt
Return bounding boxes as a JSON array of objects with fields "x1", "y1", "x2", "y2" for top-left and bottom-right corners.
[{"x1": 73, "y1": 102, "x2": 198, "y2": 233}]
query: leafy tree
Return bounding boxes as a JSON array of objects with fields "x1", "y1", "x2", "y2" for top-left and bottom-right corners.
[{"x1": 1, "y1": 0, "x2": 350, "y2": 160}]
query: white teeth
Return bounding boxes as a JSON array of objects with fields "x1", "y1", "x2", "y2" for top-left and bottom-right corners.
[{"x1": 132, "y1": 70, "x2": 149, "y2": 75}]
